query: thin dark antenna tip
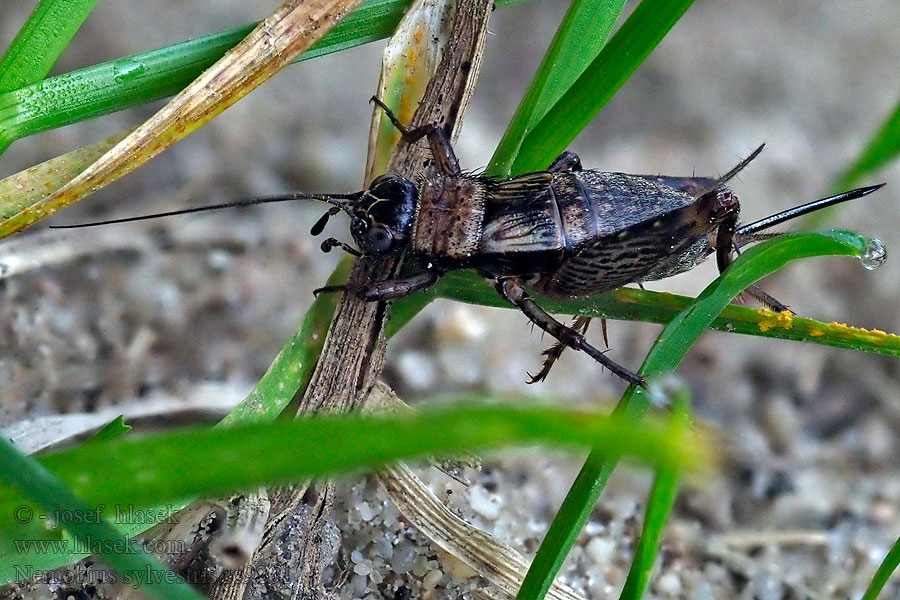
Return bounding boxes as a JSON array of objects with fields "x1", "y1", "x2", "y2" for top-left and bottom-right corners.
[{"x1": 46, "y1": 192, "x2": 361, "y2": 229}]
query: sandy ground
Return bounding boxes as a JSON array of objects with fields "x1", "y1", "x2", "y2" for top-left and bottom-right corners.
[{"x1": 2, "y1": 1, "x2": 900, "y2": 598}]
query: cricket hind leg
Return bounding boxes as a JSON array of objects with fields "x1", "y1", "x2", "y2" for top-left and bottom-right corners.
[
  {"x1": 528, "y1": 316, "x2": 592, "y2": 384},
  {"x1": 370, "y1": 96, "x2": 460, "y2": 175},
  {"x1": 715, "y1": 217, "x2": 791, "y2": 313},
  {"x1": 496, "y1": 277, "x2": 645, "y2": 387},
  {"x1": 527, "y1": 316, "x2": 612, "y2": 383}
]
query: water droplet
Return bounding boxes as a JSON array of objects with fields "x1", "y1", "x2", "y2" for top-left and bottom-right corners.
[
  {"x1": 861, "y1": 238, "x2": 886, "y2": 270},
  {"x1": 113, "y1": 60, "x2": 147, "y2": 83}
]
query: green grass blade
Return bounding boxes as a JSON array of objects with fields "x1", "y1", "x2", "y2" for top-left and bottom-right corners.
[
  {"x1": 515, "y1": 230, "x2": 872, "y2": 600},
  {"x1": 618, "y1": 389, "x2": 689, "y2": 600},
  {"x1": 0, "y1": 403, "x2": 710, "y2": 584},
  {"x1": 835, "y1": 93, "x2": 900, "y2": 192},
  {"x1": 219, "y1": 257, "x2": 351, "y2": 427},
  {"x1": 510, "y1": 0, "x2": 695, "y2": 175},
  {"x1": 387, "y1": 263, "x2": 900, "y2": 358},
  {"x1": 0, "y1": 436, "x2": 204, "y2": 600},
  {"x1": 0, "y1": 0, "x2": 99, "y2": 93},
  {"x1": 862, "y1": 533, "x2": 900, "y2": 600},
  {"x1": 487, "y1": 0, "x2": 626, "y2": 177},
  {"x1": 87, "y1": 415, "x2": 132, "y2": 443},
  {"x1": 0, "y1": 0, "x2": 529, "y2": 156}
]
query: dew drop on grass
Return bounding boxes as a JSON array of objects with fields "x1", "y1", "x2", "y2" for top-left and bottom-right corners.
[
  {"x1": 113, "y1": 60, "x2": 147, "y2": 83},
  {"x1": 860, "y1": 238, "x2": 886, "y2": 270}
]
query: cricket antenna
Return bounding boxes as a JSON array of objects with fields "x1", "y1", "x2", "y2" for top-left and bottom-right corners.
[
  {"x1": 48, "y1": 192, "x2": 362, "y2": 229},
  {"x1": 735, "y1": 183, "x2": 886, "y2": 237}
]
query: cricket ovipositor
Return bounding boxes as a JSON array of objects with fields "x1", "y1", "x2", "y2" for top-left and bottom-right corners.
[{"x1": 53, "y1": 98, "x2": 886, "y2": 387}]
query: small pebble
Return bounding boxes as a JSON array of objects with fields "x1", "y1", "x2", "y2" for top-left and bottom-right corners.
[
  {"x1": 391, "y1": 541, "x2": 416, "y2": 573},
  {"x1": 585, "y1": 537, "x2": 615, "y2": 567},
  {"x1": 351, "y1": 574, "x2": 368, "y2": 595},
  {"x1": 358, "y1": 501, "x2": 377, "y2": 522},
  {"x1": 423, "y1": 568, "x2": 443, "y2": 590},
  {"x1": 396, "y1": 350, "x2": 438, "y2": 390},
  {"x1": 412, "y1": 554, "x2": 430, "y2": 577},
  {"x1": 469, "y1": 486, "x2": 501, "y2": 520},
  {"x1": 656, "y1": 571, "x2": 682, "y2": 596},
  {"x1": 374, "y1": 537, "x2": 394, "y2": 559}
]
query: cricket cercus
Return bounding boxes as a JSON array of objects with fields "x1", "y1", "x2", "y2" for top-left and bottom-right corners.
[{"x1": 54, "y1": 98, "x2": 886, "y2": 387}]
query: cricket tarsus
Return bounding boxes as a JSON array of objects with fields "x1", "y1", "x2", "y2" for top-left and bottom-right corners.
[
  {"x1": 371, "y1": 96, "x2": 460, "y2": 173},
  {"x1": 528, "y1": 316, "x2": 592, "y2": 384},
  {"x1": 312, "y1": 284, "x2": 347, "y2": 298}
]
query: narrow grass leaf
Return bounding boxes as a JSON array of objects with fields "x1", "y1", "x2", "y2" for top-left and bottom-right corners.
[
  {"x1": 0, "y1": 0, "x2": 400, "y2": 155},
  {"x1": 487, "y1": 0, "x2": 626, "y2": 177},
  {"x1": 0, "y1": 0, "x2": 99, "y2": 93},
  {"x1": 835, "y1": 93, "x2": 900, "y2": 192},
  {"x1": 0, "y1": 436, "x2": 204, "y2": 600},
  {"x1": 515, "y1": 230, "x2": 873, "y2": 600},
  {"x1": 862, "y1": 533, "x2": 900, "y2": 600},
  {"x1": 0, "y1": 0, "x2": 529, "y2": 157},
  {"x1": 0, "y1": 0, "x2": 366, "y2": 239},
  {"x1": 0, "y1": 261, "x2": 349, "y2": 581},
  {"x1": 511, "y1": 0, "x2": 695, "y2": 175},
  {"x1": 618, "y1": 389, "x2": 690, "y2": 600},
  {"x1": 0, "y1": 403, "x2": 710, "y2": 585},
  {"x1": 387, "y1": 266, "x2": 900, "y2": 358},
  {"x1": 87, "y1": 415, "x2": 132, "y2": 444}
]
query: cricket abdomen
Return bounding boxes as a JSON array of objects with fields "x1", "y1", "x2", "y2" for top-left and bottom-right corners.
[{"x1": 534, "y1": 171, "x2": 735, "y2": 299}]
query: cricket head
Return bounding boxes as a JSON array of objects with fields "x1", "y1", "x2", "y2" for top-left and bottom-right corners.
[{"x1": 347, "y1": 173, "x2": 418, "y2": 255}]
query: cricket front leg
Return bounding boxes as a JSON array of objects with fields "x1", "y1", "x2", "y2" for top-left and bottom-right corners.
[
  {"x1": 361, "y1": 270, "x2": 442, "y2": 301},
  {"x1": 495, "y1": 277, "x2": 645, "y2": 387}
]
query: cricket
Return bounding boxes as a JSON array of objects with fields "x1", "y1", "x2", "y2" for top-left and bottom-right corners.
[{"x1": 53, "y1": 97, "x2": 886, "y2": 387}]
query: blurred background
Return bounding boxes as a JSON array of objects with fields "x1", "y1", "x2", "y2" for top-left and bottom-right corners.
[{"x1": 2, "y1": 1, "x2": 900, "y2": 597}]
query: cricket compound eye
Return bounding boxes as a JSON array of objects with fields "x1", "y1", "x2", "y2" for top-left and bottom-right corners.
[{"x1": 364, "y1": 226, "x2": 393, "y2": 253}]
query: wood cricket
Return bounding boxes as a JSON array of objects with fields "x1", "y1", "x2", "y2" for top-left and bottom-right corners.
[{"x1": 53, "y1": 97, "x2": 885, "y2": 387}]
